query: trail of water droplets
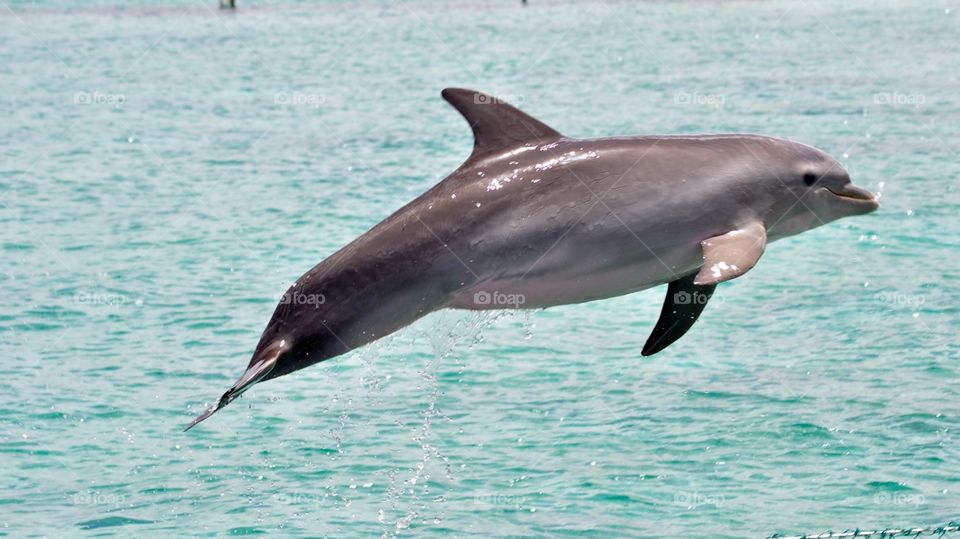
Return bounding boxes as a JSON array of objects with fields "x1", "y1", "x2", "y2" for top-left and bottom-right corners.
[{"x1": 376, "y1": 310, "x2": 512, "y2": 536}]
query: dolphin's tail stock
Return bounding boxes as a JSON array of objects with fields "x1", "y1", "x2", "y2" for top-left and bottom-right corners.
[{"x1": 184, "y1": 345, "x2": 282, "y2": 431}]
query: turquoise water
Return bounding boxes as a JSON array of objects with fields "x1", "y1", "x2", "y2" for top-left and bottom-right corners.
[{"x1": 1, "y1": 0, "x2": 958, "y2": 537}]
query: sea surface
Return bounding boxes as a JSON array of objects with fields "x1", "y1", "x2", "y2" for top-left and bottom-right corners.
[{"x1": 1, "y1": 0, "x2": 958, "y2": 537}]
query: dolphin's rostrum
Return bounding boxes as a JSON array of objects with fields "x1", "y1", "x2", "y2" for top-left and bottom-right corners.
[{"x1": 185, "y1": 88, "x2": 878, "y2": 430}]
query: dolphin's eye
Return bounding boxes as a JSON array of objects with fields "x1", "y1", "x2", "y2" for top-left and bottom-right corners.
[{"x1": 803, "y1": 173, "x2": 818, "y2": 186}]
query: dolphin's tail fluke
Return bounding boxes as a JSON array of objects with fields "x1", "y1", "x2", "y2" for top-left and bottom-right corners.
[{"x1": 184, "y1": 352, "x2": 279, "y2": 431}]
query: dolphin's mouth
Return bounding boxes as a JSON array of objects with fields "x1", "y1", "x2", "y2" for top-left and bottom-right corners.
[
  {"x1": 184, "y1": 355, "x2": 278, "y2": 431},
  {"x1": 823, "y1": 184, "x2": 879, "y2": 212}
]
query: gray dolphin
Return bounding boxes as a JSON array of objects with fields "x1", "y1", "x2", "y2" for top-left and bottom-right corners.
[{"x1": 185, "y1": 88, "x2": 878, "y2": 430}]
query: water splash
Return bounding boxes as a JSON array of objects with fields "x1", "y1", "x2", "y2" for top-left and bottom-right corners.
[{"x1": 377, "y1": 310, "x2": 508, "y2": 536}]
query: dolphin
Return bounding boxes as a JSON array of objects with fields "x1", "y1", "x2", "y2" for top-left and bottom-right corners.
[{"x1": 185, "y1": 88, "x2": 878, "y2": 430}]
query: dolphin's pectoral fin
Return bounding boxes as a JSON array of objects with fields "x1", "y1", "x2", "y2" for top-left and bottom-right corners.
[
  {"x1": 642, "y1": 273, "x2": 717, "y2": 356},
  {"x1": 693, "y1": 221, "x2": 767, "y2": 286},
  {"x1": 441, "y1": 88, "x2": 564, "y2": 163},
  {"x1": 642, "y1": 221, "x2": 766, "y2": 355}
]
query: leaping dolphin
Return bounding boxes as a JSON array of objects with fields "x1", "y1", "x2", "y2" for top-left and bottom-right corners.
[{"x1": 185, "y1": 88, "x2": 878, "y2": 430}]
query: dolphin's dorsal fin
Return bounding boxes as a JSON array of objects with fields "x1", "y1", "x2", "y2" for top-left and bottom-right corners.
[{"x1": 442, "y1": 88, "x2": 563, "y2": 163}]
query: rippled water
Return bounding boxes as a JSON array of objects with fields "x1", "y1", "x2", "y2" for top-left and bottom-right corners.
[{"x1": 1, "y1": 0, "x2": 958, "y2": 537}]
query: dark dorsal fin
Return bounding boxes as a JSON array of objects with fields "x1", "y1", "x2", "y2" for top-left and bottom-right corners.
[{"x1": 442, "y1": 88, "x2": 564, "y2": 163}]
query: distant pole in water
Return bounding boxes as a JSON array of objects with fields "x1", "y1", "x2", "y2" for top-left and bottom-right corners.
[
  {"x1": 522, "y1": 0, "x2": 527, "y2": 4},
  {"x1": 219, "y1": 0, "x2": 235, "y2": 8}
]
